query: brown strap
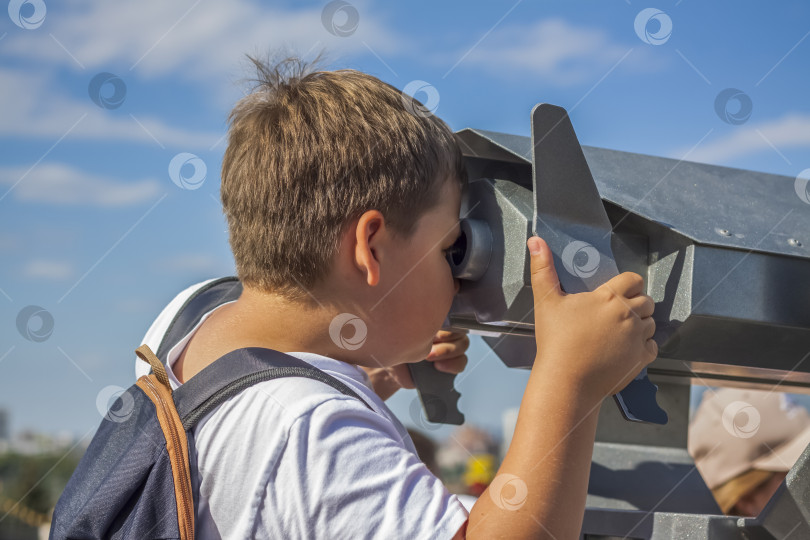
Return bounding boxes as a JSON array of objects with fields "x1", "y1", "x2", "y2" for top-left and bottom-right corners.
[
  {"x1": 136, "y1": 344, "x2": 172, "y2": 391},
  {"x1": 137, "y1": 374, "x2": 195, "y2": 540}
]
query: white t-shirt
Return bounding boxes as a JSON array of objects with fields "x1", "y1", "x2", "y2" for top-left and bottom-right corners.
[{"x1": 135, "y1": 280, "x2": 469, "y2": 539}]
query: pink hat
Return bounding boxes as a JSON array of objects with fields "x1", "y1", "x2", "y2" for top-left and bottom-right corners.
[{"x1": 688, "y1": 387, "x2": 810, "y2": 491}]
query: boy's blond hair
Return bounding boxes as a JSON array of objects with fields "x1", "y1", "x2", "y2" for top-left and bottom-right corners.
[{"x1": 220, "y1": 55, "x2": 466, "y2": 301}]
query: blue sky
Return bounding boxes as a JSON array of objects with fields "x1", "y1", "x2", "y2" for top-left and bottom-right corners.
[{"x1": 1, "y1": 0, "x2": 809, "y2": 442}]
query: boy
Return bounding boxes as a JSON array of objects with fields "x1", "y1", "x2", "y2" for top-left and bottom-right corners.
[{"x1": 137, "y1": 56, "x2": 657, "y2": 539}]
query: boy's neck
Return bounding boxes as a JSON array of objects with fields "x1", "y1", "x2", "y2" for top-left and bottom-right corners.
[{"x1": 224, "y1": 284, "x2": 369, "y2": 367}]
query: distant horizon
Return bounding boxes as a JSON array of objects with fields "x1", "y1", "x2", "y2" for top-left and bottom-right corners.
[{"x1": 8, "y1": 384, "x2": 810, "y2": 448}]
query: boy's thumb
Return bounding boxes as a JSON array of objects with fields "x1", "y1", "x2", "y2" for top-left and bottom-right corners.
[{"x1": 527, "y1": 236, "x2": 563, "y2": 303}]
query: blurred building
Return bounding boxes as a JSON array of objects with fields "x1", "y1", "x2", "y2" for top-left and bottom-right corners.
[
  {"x1": 0, "y1": 408, "x2": 9, "y2": 453},
  {"x1": 501, "y1": 407, "x2": 519, "y2": 459},
  {"x1": 0, "y1": 408, "x2": 9, "y2": 441}
]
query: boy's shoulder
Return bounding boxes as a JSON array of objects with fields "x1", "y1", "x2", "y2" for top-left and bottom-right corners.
[{"x1": 134, "y1": 278, "x2": 407, "y2": 437}]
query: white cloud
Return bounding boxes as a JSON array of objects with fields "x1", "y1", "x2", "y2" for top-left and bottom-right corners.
[
  {"x1": 0, "y1": 1, "x2": 409, "y2": 145},
  {"x1": 0, "y1": 68, "x2": 221, "y2": 148},
  {"x1": 21, "y1": 260, "x2": 75, "y2": 281},
  {"x1": 456, "y1": 18, "x2": 651, "y2": 85},
  {"x1": 673, "y1": 113, "x2": 810, "y2": 164},
  {"x1": 0, "y1": 163, "x2": 162, "y2": 206},
  {"x1": 1, "y1": 0, "x2": 406, "y2": 81}
]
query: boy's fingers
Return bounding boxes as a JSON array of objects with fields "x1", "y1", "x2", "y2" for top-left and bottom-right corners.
[
  {"x1": 428, "y1": 338, "x2": 470, "y2": 359},
  {"x1": 390, "y1": 364, "x2": 415, "y2": 389},
  {"x1": 645, "y1": 338, "x2": 659, "y2": 359},
  {"x1": 432, "y1": 330, "x2": 469, "y2": 343},
  {"x1": 627, "y1": 294, "x2": 655, "y2": 319},
  {"x1": 527, "y1": 236, "x2": 563, "y2": 305},
  {"x1": 433, "y1": 355, "x2": 468, "y2": 374},
  {"x1": 642, "y1": 317, "x2": 656, "y2": 340},
  {"x1": 603, "y1": 272, "x2": 645, "y2": 299}
]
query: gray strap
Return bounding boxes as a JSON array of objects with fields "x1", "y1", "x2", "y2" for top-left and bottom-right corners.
[{"x1": 178, "y1": 353, "x2": 374, "y2": 430}]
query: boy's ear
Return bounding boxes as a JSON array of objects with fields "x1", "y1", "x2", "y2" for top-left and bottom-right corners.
[{"x1": 354, "y1": 210, "x2": 385, "y2": 287}]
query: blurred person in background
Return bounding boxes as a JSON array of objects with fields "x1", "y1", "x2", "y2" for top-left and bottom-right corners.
[
  {"x1": 408, "y1": 427, "x2": 493, "y2": 513},
  {"x1": 407, "y1": 428, "x2": 441, "y2": 479},
  {"x1": 689, "y1": 387, "x2": 810, "y2": 516},
  {"x1": 463, "y1": 454, "x2": 496, "y2": 497}
]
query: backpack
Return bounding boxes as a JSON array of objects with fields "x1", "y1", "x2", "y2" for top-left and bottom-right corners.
[{"x1": 50, "y1": 277, "x2": 373, "y2": 539}]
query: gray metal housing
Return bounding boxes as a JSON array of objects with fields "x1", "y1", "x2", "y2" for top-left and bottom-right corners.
[{"x1": 451, "y1": 124, "x2": 810, "y2": 539}]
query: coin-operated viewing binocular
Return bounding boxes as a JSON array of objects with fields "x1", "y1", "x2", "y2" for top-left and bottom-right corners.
[{"x1": 409, "y1": 102, "x2": 810, "y2": 430}]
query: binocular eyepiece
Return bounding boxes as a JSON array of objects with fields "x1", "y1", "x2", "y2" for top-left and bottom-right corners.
[{"x1": 445, "y1": 219, "x2": 493, "y2": 282}]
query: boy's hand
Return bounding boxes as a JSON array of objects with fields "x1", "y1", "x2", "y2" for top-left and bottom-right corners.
[
  {"x1": 527, "y1": 236, "x2": 657, "y2": 404},
  {"x1": 394, "y1": 330, "x2": 470, "y2": 389},
  {"x1": 362, "y1": 330, "x2": 470, "y2": 401}
]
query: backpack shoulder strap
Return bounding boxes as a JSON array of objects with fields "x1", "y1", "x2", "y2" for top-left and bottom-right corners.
[
  {"x1": 173, "y1": 347, "x2": 374, "y2": 430},
  {"x1": 149, "y1": 276, "x2": 374, "y2": 427}
]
